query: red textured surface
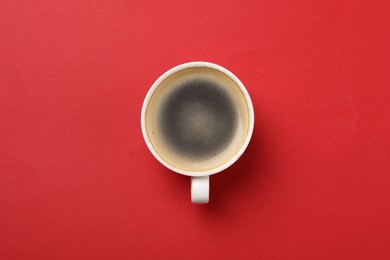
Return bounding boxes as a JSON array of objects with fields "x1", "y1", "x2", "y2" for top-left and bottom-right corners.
[{"x1": 1, "y1": 0, "x2": 389, "y2": 259}]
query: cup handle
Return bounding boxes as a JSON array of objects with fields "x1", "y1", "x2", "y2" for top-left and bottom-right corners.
[{"x1": 191, "y1": 176, "x2": 209, "y2": 204}]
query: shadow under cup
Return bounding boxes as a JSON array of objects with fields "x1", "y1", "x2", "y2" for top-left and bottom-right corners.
[{"x1": 143, "y1": 65, "x2": 252, "y2": 175}]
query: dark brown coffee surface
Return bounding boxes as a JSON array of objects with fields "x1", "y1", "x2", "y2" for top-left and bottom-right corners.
[{"x1": 158, "y1": 78, "x2": 238, "y2": 160}]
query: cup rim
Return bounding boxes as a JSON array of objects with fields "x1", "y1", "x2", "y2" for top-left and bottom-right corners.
[{"x1": 141, "y1": 61, "x2": 255, "y2": 177}]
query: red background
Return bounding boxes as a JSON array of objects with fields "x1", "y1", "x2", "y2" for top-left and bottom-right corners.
[{"x1": 1, "y1": 0, "x2": 389, "y2": 259}]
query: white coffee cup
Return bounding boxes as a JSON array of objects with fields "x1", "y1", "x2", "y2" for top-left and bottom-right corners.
[{"x1": 141, "y1": 62, "x2": 254, "y2": 204}]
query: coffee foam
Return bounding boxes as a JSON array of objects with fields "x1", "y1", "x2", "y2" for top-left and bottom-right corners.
[{"x1": 145, "y1": 67, "x2": 250, "y2": 172}]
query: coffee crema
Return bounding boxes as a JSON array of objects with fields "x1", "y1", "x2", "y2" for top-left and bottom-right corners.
[
  {"x1": 144, "y1": 67, "x2": 250, "y2": 172},
  {"x1": 158, "y1": 78, "x2": 238, "y2": 160}
]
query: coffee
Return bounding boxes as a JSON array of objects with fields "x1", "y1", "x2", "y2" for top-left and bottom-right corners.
[
  {"x1": 144, "y1": 66, "x2": 250, "y2": 172},
  {"x1": 158, "y1": 78, "x2": 238, "y2": 161}
]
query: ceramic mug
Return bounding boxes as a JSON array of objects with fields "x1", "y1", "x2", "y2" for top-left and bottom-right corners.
[{"x1": 141, "y1": 62, "x2": 254, "y2": 203}]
